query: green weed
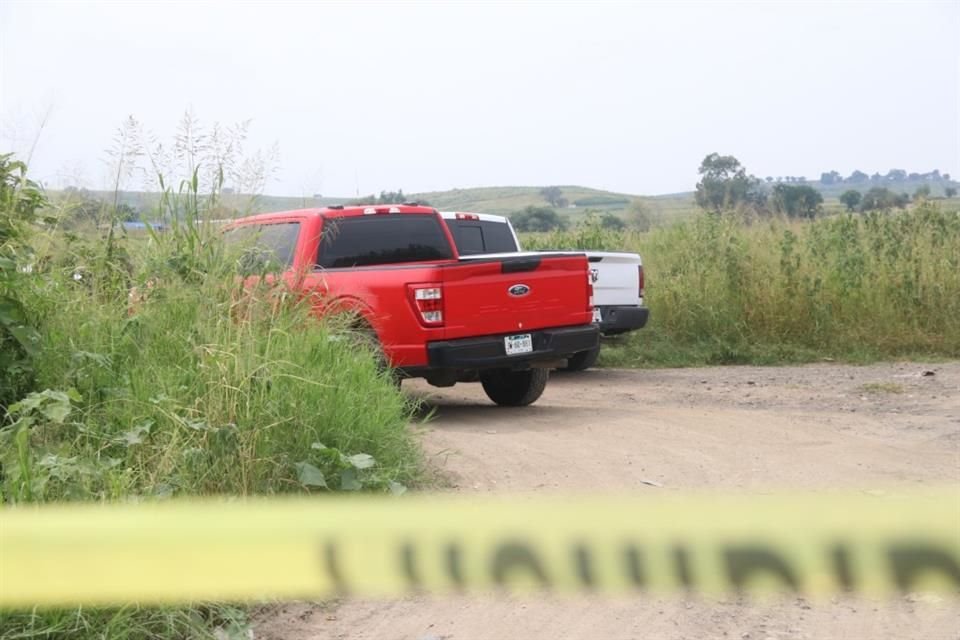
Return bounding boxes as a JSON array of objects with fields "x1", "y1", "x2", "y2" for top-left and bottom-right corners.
[
  {"x1": 0, "y1": 149, "x2": 420, "y2": 639},
  {"x1": 525, "y1": 204, "x2": 960, "y2": 366}
]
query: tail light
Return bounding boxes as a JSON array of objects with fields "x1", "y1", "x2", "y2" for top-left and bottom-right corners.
[
  {"x1": 587, "y1": 271, "x2": 594, "y2": 311},
  {"x1": 638, "y1": 265, "x2": 645, "y2": 300},
  {"x1": 408, "y1": 283, "x2": 444, "y2": 326}
]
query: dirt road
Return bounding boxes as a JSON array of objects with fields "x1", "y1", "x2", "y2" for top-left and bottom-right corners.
[{"x1": 257, "y1": 362, "x2": 960, "y2": 639}]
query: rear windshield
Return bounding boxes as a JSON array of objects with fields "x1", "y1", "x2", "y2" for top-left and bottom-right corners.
[
  {"x1": 223, "y1": 222, "x2": 301, "y2": 271},
  {"x1": 317, "y1": 214, "x2": 453, "y2": 268},
  {"x1": 445, "y1": 219, "x2": 518, "y2": 255}
]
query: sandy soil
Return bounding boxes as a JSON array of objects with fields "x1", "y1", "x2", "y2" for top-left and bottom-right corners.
[{"x1": 256, "y1": 362, "x2": 960, "y2": 640}]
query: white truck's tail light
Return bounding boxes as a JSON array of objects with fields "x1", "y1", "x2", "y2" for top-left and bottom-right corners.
[
  {"x1": 455, "y1": 213, "x2": 479, "y2": 220},
  {"x1": 638, "y1": 265, "x2": 645, "y2": 300},
  {"x1": 408, "y1": 284, "x2": 444, "y2": 326}
]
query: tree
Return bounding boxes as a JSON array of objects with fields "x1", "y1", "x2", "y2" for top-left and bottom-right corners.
[
  {"x1": 839, "y1": 190, "x2": 862, "y2": 212},
  {"x1": 346, "y1": 189, "x2": 428, "y2": 206},
  {"x1": 627, "y1": 200, "x2": 653, "y2": 231},
  {"x1": 860, "y1": 187, "x2": 908, "y2": 211},
  {"x1": 540, "y1": 186, "x2": 564, "y2": 207},
  {"x1": 848, "y1": 170, "x2": 868, "y2": 183},
  {"x1": 913, "y1": 184, "x2": 931, "y2": 200},
  {"x1": 771, "y1": 184, "x2": 823, "y2": 219},
  {"x1": 885, "y1": 169, "x2": 907, "y2": 182},
  {"x1": 57, "y1": 192, "x2": 139, "y2": 229},
  {"x1": 946, "y1": 187, "x2": 958, "y2": 198},
  {"x1": 820, "y1": 171, "x2": 841, "y2": 185},
  {"x1": 510, "y1": 206, "x2": 567, "y2": 232},
  {"x1": 378, "y1": 189, "x2": 405, "y2": 203},
  {"x1": 62, "y1": 193, "x2": 105, "y2": 229},
  {"x1": 599, "y1": 213, "x2": 625, "y2": 230},
  {"x1": 694, "y1": 153, "x2": 762, "y2": 212}
]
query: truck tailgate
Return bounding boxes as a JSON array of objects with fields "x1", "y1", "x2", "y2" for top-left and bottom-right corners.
[
  {"x1": 441, "y1": 253, "x2": 592, "y2": 339},
  {"x1": 585, "y1": 251, "x2": 642, "y2": 307}
]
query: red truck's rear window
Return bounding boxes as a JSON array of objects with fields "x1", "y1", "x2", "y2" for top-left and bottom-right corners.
[{"x1": 317, "y1": 215, "x2": 453, "y2": 268}]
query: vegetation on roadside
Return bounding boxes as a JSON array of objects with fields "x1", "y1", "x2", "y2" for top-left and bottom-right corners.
[
  {"x1": 0, "y1": 154, "x2": 48, "y2": 409},
  {"x1": 524, "y1": 203, "x2": 960, "y2": 367},
  {"x1": 0, "y1": 137, "x2": 420, "y2": 638}
]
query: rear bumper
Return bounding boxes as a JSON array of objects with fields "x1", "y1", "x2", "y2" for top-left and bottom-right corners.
[
  {"x1": 426, "y1": 325, "x2": 599, "y2": 370},
  {"x1": 598, "y1": 305, "x2": 649, "y2": 335}
]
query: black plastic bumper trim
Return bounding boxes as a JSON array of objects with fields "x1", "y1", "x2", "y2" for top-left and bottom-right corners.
[
  {"x1": 597, "y1": 305, "x2": 649, "y2": 335},
  {"x1": 426, "y1": 325, "x2": 599, "y2": 370}
]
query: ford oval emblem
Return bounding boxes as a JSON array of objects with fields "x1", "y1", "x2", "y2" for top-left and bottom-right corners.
[{"x1": 508, "y1": 284, "x2": 530, "y2": 297}]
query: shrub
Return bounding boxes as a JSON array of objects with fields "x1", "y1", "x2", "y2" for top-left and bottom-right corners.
[
  {"x1": 509, "y1": 205, "x2": 567, "y2": 232},
  {"x1": 860, "y1": 187, "x2": 908, "y2": 211},
  {"x1": 0, "y1": 154, "x2": 49, "y2": 410},
  {"x1": 839, "y1": 189, "x2": 862, "y2": 212},
  {"x1": 771, "y1": 184, "x2": 823, "y2": 219}
]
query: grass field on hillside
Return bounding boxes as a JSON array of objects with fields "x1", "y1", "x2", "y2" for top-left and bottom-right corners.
[{"x1": 409, "y1": 185, "x2": 636, "y2": 215}]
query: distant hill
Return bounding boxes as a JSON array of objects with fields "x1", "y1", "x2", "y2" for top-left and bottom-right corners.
[
  {"x1": 408, "y1": 185, "x2": 637, "y2": 215},
  {"x1": 414, "y1": 176, "x2": 959, "y2": 215},
  {"x1": 49, "y1": 190, "x2": 352, "y2": 216},
  {"x1": 53, "y1": 185, "x2": 652, "y2": 219},
  {"x1": 48, "y1": 175, "x2": 959, "y2": 223}
]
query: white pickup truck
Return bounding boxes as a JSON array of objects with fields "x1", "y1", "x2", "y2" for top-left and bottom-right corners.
[{"x1": 440, "y1": 211, "x2": 649, "y2": 371}]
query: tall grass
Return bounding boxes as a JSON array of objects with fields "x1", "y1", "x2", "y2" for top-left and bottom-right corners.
[
  {"x1": 1, "y1": 158, "x2": 420, "y2": 638},
  {"x1": 525, "y1": 205, "x2": 960, "y2": 365}
]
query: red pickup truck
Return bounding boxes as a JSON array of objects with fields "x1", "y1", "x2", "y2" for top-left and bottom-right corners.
[{"x1": 224, "y1": 205, "x2": 598, "y2": 406}]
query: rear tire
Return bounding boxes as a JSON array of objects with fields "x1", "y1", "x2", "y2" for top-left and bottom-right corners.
[
  {"x1": 480, "y1": 368, "x2": 549, "y2": 406},
  {"x1": 562, "y1": 345, "x2": 601, "y2": 372}
]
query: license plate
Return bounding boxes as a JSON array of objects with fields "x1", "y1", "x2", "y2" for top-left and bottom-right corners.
[
  {"x1": 592, "y1": 308, "x2": 602, "y2": 323},
  {"x1": 504, "y1": 333, "x2": 533, "y2": 355}
]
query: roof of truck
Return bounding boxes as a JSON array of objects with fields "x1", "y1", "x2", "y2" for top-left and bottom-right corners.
[{"x1": 227, "y1": 204, "x2": 438, "y2": 226}]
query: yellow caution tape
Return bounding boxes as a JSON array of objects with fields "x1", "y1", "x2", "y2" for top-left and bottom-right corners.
[{"x1": 1, "y1": 490, "x2": 958, "y2": 607}]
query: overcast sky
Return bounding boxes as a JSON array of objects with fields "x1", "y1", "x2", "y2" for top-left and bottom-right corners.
[{"x1": 1, "y1": 1, "x2": 958, "y2": 197}]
